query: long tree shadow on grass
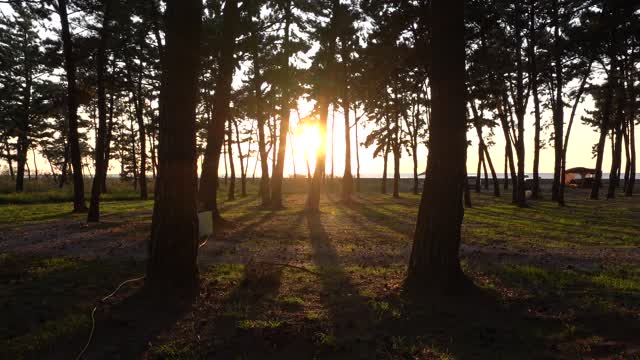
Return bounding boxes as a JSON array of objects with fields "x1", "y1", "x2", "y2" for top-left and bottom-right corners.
[
  {"x1": 339, "y1": 196, "x2": 416, "y2": 236},
  {"x1": 305, "y1": 210, "x2": 379, "y2": 358}
]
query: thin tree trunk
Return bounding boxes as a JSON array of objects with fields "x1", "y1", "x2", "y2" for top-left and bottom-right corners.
[
  {"x1": 56, "y1": 0, "x2": 86, "y2": 212},
  {"x1": 32, "y1": 147, "x2": 38, "y2": 180},
  {"x1": 560, "y1": 61, "x2": 592, "y2": 205},
  {"x1": 88, "y1": 0, "x2": 112, "y2": 222},
  {"x1": 146, "y1": 0, "x2": 201, "y2": 296},
  {"x1": 607, "y1": 81, "x2": 626, "y2": 199},
  {"x1": 341, "y1": 33, "x2": 353, "y2": 201},
  {"x1": 475, "y1": 148, "x2": 482, "y2": 193},
  {"x1": 483, "y1": 145, "x2": 500, "y2": 196},
  {"x1": 271, "y1": 0, "x2": 291, "y2": 209},
  {"x1": 255, "y1": 57, "x2": 270, "y2": 206},
  {"x1": 306, "y1": 1, "x2": 338, "y2": 212},
  {"x1": 227, "y1": 118, "x2": 236, "y2": 201},
  {"x1": 528, "y1": 0, "x2": 542, "y2": 199},
  {"x1": 464, "y1": 171, "x2": 472, "y2": 208},
  {"x1": 626, "y1": 76, "x2": 636, "y2": 196},
  {"x1": 354, "y1": 105, "x2": 361, "y2": 192},
  {"x1": 3, "y1": 137, "x2": 14, "y2": 180},
  {"x1": 198, "y1": 0, "x2": 238, "y2": 222},
  {"x1": 498, "y1": 102, "x2": 517, "y2": 201},
  {"x1": 591, "y1": 48, "x2": 617, "y2": 199},
  {"x1": 102, "y1": 91, "x2": 115, "y2": 193},
  {"x1": 330, "y1": 108, "x2": 335, "y2": 179},
  {"x1": 392, "y1": 144, "x2": 400, "y2": 198},
  {"x1": 233, "y1": 118, "x2": 246, "y2": 197},
  {"x1": 407, "y1": 0, "x2": 468, "y2": 293},
  {"x1": 551, "y1": 0, "x2": 564, "y2": 204},
  {"x1": 382, "y1": 142, "x2": 389, "y2": 194},
  {"x1": 412, "y1": 145, "x2": 418, "y2": 195}
]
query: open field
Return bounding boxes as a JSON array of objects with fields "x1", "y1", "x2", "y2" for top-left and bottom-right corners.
[{"x1": 0, "y1": 179, "x2": 639, "y2": 359}]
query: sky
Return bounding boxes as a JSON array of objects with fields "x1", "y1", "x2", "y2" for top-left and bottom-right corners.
[{"x1": 1, "y1": 3, "x2": 637, "y2": 180}]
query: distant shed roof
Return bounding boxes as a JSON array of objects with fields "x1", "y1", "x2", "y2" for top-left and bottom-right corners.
[{"x1": 566, "y1": 167, "x2": 597, "y2": 174}]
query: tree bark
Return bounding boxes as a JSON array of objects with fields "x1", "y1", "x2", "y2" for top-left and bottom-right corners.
[
  {"x1": 591, "y1": 25, "x2": 618, "y2": 199},
  {"x1": 306, "y1": 1, "x2": 338, "y2": 212},
  {"x1": 254, "y1": 54, "x2": 270, "y2": 206},
  {"x1": 528, "y1": 0, "x2": 542, "y2": 199},
  {"x1": 625, "y1": 74, "x2": 636, "y2": 196},
  {"x1": 88, "y1": 0, "x2": 112, "y2": 222},
  {"x1": 198, "y1": 0, "x2": 238, "y2": 221},
  {"x1": 271, "y1": 0, "x2": 292, "y2": 208},
  {"x1": 15, "y1": 39, "x2": 32, "y2": 192},
  {"x1": 354, "y1": 104, "x2": 361, "y2": 192},
  {"x1": 146, "y1": 0, "x2": 201, "y2": 296},
  {"x1": 233, "y1": 118, "x2": 246, "y2": 197},
  {"x1": 560, "y1": 61, "x2": 592, "y2": 205},
  {"x1": 56, "y1": 0, "x2": 86, "y2": 212},
  {"x1": 607, "y1": 80, "x2": 626, "y2": 199},
  {"x1": 340, "y1": 34, "x2": 353, "y2": 201},
  {"x1": 406, "y1": 0, "x2": 468, "y2": 294},
  {"x1": 227, "y1": 118, "x2": 235, "y2": 201},
  {"x1": 551, "y1": 0, "x2": 563, "y2": 204},
  {"x1": 382, "y1": 142, "x2": 389, "y2": 194}
]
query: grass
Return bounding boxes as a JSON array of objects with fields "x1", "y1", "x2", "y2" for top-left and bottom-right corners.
[
  {"x1": 0, "y1": 254, "x2": 143, "y2": 359},
  {"x1": 0, "y1": 179, "x2": 639, "y2": 359}
]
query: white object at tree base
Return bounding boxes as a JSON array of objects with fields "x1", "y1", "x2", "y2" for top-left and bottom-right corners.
[{"x1": 198, "y1": 211, "x2": 213, "y2": 239}]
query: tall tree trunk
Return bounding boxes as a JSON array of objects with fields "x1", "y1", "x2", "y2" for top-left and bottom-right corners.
[
  {"x1": 271, "y1": 0, "x2": 292, "y2": 208},
  {"x1": 146, "y1": 0, "x2": 201, "y2": 296},
  {"x1": 130, "y1": 117, "x2": 138, "y2": 190},
  {"x1": 475, "y1": 147, "x2": 482, "y2": 193},
  {"x1": 513, "y1": 5, "x2": 527, "y2": 207},
  {"x1": 306, "y1": 95, "x2": 329, "y2": 212},
  {"x1": 412, "y1": 144, "x2": 418, "y2": 195},
  {"x1": 341, "y1": 35, "x2": 353, "y2": 201},
  {"x1": 529, "y1": 0, "x2": 542, "y2": 199},
  {"x1": 392, "y1": 145, "x2": 400, "y2": 198},
  {"x1": 551, "y1": 0, "x2": 563, "y2": 204},
  {"x1": 233, "y1": 118, "x2": 246, "y2": 197},
  {"x1": 306, "y1": 1, "x2": 338, "y2": 212},
  {"x1": 57, "y1": 0, "x2": 86, "y2": 212},
  {"x1": 59, "y1": 142, "x2": 69, "y2": 188},
  {"x1": 3, "y1": 137, "x2": 14, "y2": 180},
  {"x1": 88, "y1": 0, "x2": 112, "y2": 222},
  {"x1": 591, "y1": 30, "x2": 618, "y2": 199},
  {"x1": 101, "y1": 91, "x2": 115, "y2": 193},
  {"x1": 198, "y1": 0, "x2": 238, "y2": 222},
  {"x1": 607, "y1": 81, "x2": 626, "y2": 199},
  {"x1": 255, "y1": 57, "x2": 270, "y2": 206},
  {"x1": 227, "y1": 118, "x2": 235, "y2": 201},
  {"x1": 407, "y1": 0, "x2": 467, "y2": 293},
  {"x1": 133, "y1": 70, "x2": 148, "y2": 200},
  {"x1": 330, "y1": 108, "x2": 335, "y2": 179},
  {"x1": 503, "y1": 151, "x2": 508, "y2": 190},
  {"x1": 15, "y1": 53, "x2": 32, "y2": 193},
  {"x1": 483, "y1": 145, "x2": 500, "y2": 196},
  {"x1": 382, "y1": 142, "x2": 389, "y2": 194},
  {"x1": 625, "y1": 75, "x2": 636, "y2": 196},
  {"x1": 464, "y1": 170, "x2": 472, "y2": 208},
  {"x1": 354, "y1": 105, "x2": 361, "y2": 192},
  {"x1": 498, "y1": 102, "x2": 517, "y2": 201},
  {"x1": 470, "y1": 101, "x2": 499, "y2": 196},
  {"x1": 560, "y1": 61, "x2": 592, "y2": 205},
  {"x1": 32, "y1": 147, "x2": 38, "y2": 180}
]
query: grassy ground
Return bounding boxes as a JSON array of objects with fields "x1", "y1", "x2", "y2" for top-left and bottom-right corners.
[{"x1": 0, "y1": 180, "x2": 638, "y2": 359}]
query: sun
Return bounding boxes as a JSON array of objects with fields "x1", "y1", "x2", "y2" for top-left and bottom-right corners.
[{"x1": 296, "y1": 122, "x2": 322, "y2": 158}]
